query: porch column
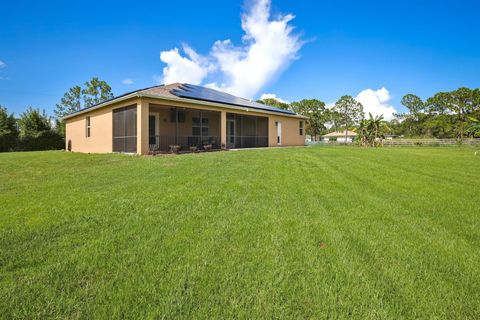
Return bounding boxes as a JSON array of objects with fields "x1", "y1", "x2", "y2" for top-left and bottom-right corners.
[
  {"x1": 136, "y1": 99, "x2": 149, "y2": 155},
  {"x1": 220, "y1": 110, "x2": 227, "y2": 148}
]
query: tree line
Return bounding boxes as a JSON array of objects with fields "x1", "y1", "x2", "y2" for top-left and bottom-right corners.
[
  {"x1": 1, "y1": 81, "x2": 479, "y2": 152},
  {"x1": 0, "y1": 78, "x2": 113, "y2": 152},
  {"x1": 257, "y1": 87, "x2": 480, "y2": 143}
]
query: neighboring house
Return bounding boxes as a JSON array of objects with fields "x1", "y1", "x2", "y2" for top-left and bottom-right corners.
[
  {"x1": 63, "y1": 83, "x2": 307, "y2": 154},
  {"x1": 322, "y1": 130, "x2": 358, "y2": 143},
  {"x1": 384, "y1": 134, "x2": 398, "y2": 140}
]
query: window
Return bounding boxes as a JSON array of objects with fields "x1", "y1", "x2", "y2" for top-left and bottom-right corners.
[
  {"x1": 299, "y1": 121, "x2": 304, "y2": 135},
  {"x1": 192, "y1": 116, "x2": 208, "y2": 136},
  {"x1": 86, "y1": 116, "x2": 91, "y2": 137}
]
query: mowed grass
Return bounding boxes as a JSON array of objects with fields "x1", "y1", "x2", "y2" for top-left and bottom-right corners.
[{"x1": 0, "y1": 147, "x2": 479, "y2": 319}]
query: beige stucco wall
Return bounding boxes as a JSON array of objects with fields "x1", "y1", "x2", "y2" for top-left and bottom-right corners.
[
  {"x1": 65, "y1": 96, "x2": 306, "y2": 154},
  {"x1": 65, "y1": 98, "x2": 138, "y2": 153},
  {"x1": 137, "y1": 99, "x2": 149, "y2": 155},
  {"x1": 268, "y1": 115, "x2": 306, "y2": 147}
]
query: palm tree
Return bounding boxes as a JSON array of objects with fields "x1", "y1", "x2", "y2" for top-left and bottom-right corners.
[
  {"x1": 467, "y1": 116, "x2": 480, "y2": 138},
  {"x1": 357, "y1": 113, "x2": 386, "y2": 147},
  {"x1": 370, "y1": 113, "x2": 385, "y2": 146},
  {"x1": 357, "y1": 119, "x2": 370, "y2": 147}
]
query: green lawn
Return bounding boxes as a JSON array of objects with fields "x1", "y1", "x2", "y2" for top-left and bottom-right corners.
[{"x1": 0, "y1": 147, "x2": 479, "y2": 319}]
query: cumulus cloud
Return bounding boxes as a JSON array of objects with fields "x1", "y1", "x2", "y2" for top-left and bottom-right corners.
[
  {"x1": 0, "y1": 60, "x2": 6, "y2": 68},
  {"x1": 260, "y1": 93, "x2": 289, "y2": 103},
  {"x1": 158, "y1": 0, "x2": 303, "y2": 98},
  {"x1": 355, "y1": 87, "x2": 397, "y2": 121},
  {"x1": 122, "y1": 78, "x2": 134, "y2": 85},
  {"x1": 158, "y1": 44, "x2": 212, "y2": 85}
]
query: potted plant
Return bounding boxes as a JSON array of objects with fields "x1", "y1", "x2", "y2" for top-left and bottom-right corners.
[
  {"x1": 169, "y1": 144, "x2": 181, "y2": 153},
  {"x1": 189, "y1": 145, "x2": 198, "y2": 153}
]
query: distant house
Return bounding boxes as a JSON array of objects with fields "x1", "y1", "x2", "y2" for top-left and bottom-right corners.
[
  {"x1": 63, "y1": 83, "x2": 307, "y2": 154},
  {"x1": 322, "y1": 130, "x2": 358, "y2": 143},
  {"x1": 384, "y1": 134, "x2": 398, "y2": 140}
]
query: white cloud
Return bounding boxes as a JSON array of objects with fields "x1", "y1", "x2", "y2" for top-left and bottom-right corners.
[
  {"x1": 0, "y1": 60, "x2": 6, "y2": 68},
  {"x1": 158, "y1": 0, "x2": 303, "y2": 98},
  {"x1": 355, "y1": 87, "x2": 397, "y2": 121},
  {"x1": 122, "y1": 78, "x2": 134, "y2": 85},
  {"x1": 260, "y1": 93, "x2": 289, "y2": 104},
  {"x1": 157, "y1": 45, "x2": 211, "y2": 85}
]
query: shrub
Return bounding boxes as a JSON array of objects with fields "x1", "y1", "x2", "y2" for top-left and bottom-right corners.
[
  {"x1": 0, "y1": 106, "x2": 19, "y2": 152},
  {"x1": 16, "y1": 107, "x2": 64, "y2": 151},
  {"x1": 19, "y1": 130, "x2": 64, "y2": 151}
]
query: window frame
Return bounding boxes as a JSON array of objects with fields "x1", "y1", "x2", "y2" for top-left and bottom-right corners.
[
  {"x1": 192, "y1": 115, "x2": 209, "y2": 136},
  {"x1": 299, "y1": 120, "x2": 304, "y2": 136}
]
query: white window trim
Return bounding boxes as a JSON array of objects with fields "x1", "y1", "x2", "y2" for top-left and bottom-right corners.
[{"x1": 276, "y1": 121, "x2": 282, "y2": 145}]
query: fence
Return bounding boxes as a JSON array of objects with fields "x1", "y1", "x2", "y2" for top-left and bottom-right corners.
[
  {"x1": 382, "y1": 138, "x2": 480, "y2": 146},
  {"x1": 307, "y1": 138, "x2": 480, "y2": 147}
]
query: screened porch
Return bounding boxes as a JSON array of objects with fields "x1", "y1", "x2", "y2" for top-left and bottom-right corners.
[
  {"x1": 148, "y1": 106, "x2": 221, "y2": 152},
  {"x1": 147, "y1": 106, "x2": 270, "y2": 153},
  {"x1": 226, "y1": 113, "x2": 268, "y2": 149}
]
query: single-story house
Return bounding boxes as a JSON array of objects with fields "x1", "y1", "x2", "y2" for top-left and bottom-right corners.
[
  {"x1": 63, "y1": 83, "x2": 307, "y2": 154},
  {"x1": 322, "y1": 130, "x2": 358, "y2": 143},
  {"x1": 384, "y1": 134, "x2": 398, "y2": 140}
]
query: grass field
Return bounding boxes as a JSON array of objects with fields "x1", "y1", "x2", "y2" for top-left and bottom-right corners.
[{"x1": 1, "y1": 147, "x2": 479, "y2": 319}]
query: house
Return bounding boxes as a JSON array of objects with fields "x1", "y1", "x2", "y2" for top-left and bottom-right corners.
[
  {"x1": 63, "y1": 83, "x2": 307, "y2": 154},
  {"x1": 384, "y1": 134, "x2": 398, "y2": 140},
  {"x1": 322, "y1": 130, "x2": 358, "y2": 143}
]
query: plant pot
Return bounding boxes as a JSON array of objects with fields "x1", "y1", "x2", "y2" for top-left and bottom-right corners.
[{"x1": 169, "y1": 145, "x2": 181, "y2": 153}]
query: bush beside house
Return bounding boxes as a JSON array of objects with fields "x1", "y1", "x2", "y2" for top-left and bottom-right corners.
[{"x1": 0, "y1": 106, "x2": 64, "y2": 152}]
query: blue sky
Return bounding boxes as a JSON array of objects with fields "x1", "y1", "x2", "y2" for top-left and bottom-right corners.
[{"x1": 1, "y1": 0, "x2": 479, "y2": 119}]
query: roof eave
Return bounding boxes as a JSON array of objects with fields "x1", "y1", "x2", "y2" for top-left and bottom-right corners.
[
  {"x1": 61, "y1": 93, "x2": 140, "y2": 120},
  {"x1": 62, "y1": 92, "x2": 307, "y2": 120}
]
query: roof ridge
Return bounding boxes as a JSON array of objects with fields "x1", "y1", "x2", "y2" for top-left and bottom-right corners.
[{"x1": 137, "y1": 84, "x2": 165, "y2": 93}]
